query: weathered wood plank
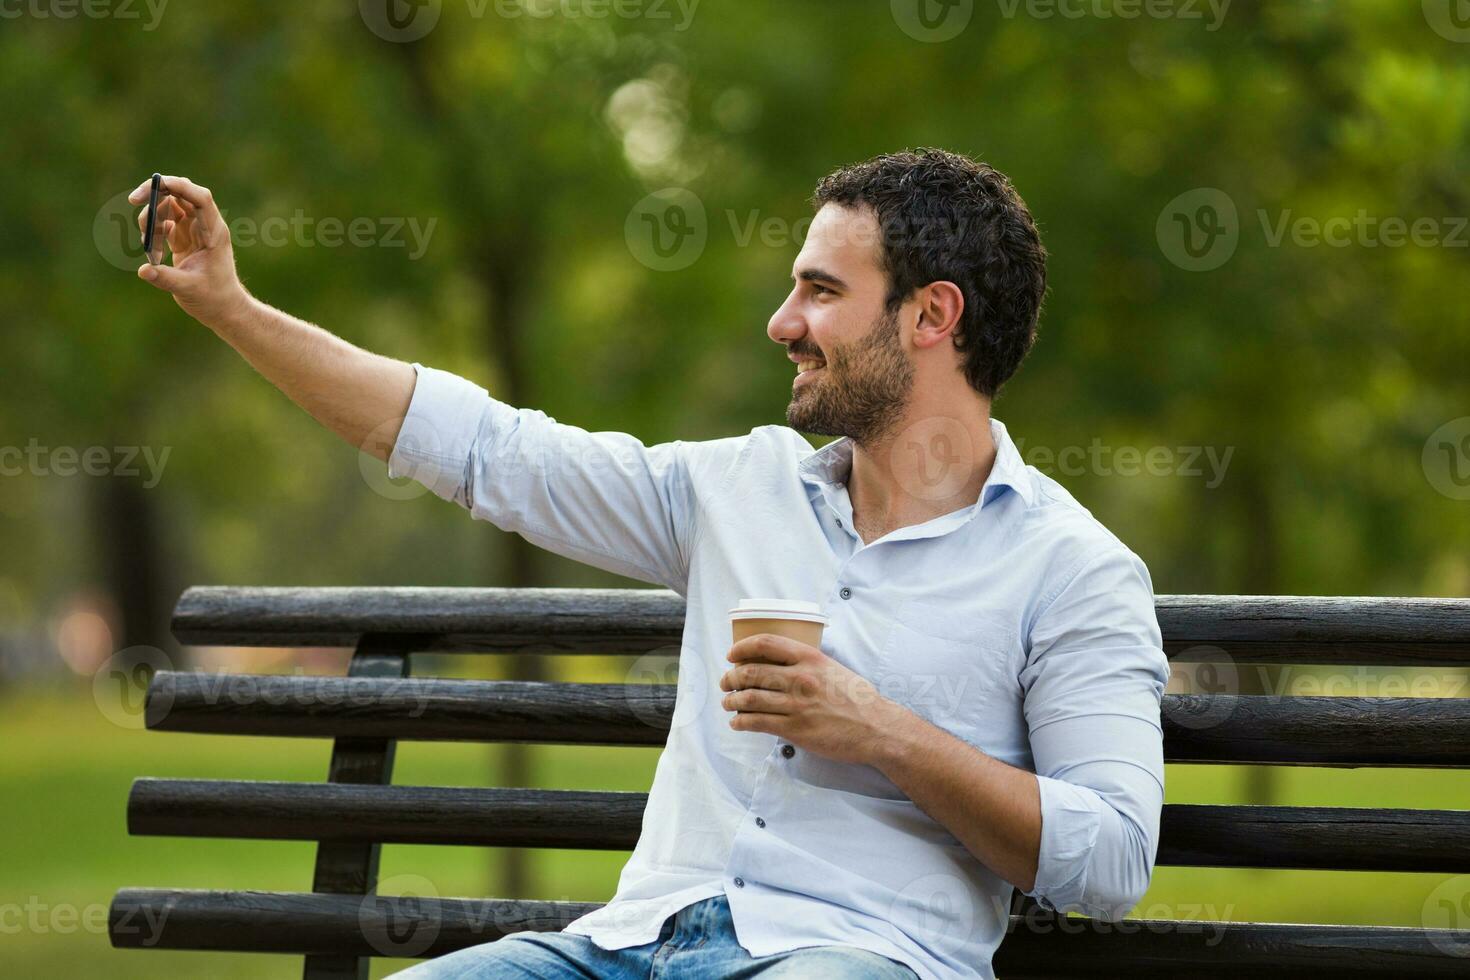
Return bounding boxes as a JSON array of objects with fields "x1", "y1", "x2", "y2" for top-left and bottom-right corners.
[
  {"x1": 109, "y1": 888, "x2": 593, "y2": 958},
  {"x1": 171, "y1": 587, "x2": 1470, "y2": 664},
  {"x1": 107, "y1": 888, "x2": 1470, "y2": 975},
  {"x1": 145, "y1": 673, "x2": 673, "y2": 745},
  {"x1": 172, "y1": 587, "x2": 688, "y2": 654},
  {"x1": 146, "y1": 672, "x2": 1470, "y2": 768},
  {"x1": 1161, "y1": 694, "x2": 1470, "y2": 767},
  {"x1": 126, "y1": 782, "x2": 1470, "y2": 874}
]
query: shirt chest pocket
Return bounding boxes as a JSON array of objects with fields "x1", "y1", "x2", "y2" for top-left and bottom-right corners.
[{"x1": 875, "y1": 599, "x2": 1023, "y2": 749}]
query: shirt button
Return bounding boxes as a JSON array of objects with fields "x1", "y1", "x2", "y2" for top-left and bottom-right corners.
[
  {"x1": 733, "y1": 876, "x2": 745, "y2": 888},
  {"x1": 781, "y1": 744, "x2": 795, "y2": 758},
  {"x1": 755, "y1": 817, "x2": 766, "y2": 828},
  {"x1": 839, "y1": 587, "x2": 852, "y2": 600}
]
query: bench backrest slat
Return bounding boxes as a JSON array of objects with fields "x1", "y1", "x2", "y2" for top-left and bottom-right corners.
[
  {"x1": 126, "y1": 778, "x2": 1470, "y2": 875},
  {"x1": 107, "y1": 887, "x2": 1470, "y2": 975},
  {"x1": 171, "y1": 587, "x2": 1470, "y2": 665},
  {"x1": 145, "y1": 672, "x2": 1470, "y2": 768}
]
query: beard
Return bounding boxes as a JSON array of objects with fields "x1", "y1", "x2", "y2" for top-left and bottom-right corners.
[{"x1": 785, "y1": 304, "x2": 915, "y2": 446}]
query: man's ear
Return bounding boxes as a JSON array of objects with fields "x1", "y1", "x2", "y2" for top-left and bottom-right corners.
[{"x1": 913, "y1": 281, "x2": 965, "y2": 349}]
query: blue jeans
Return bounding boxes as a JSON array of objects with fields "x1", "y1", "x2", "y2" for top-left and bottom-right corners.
[{"x1": 388, "y1": 893, "x2": 918, "y2": 979}]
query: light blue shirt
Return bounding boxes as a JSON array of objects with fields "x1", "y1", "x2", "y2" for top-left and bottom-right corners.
[{"x1": 388, "y1": 363, "x2": 1170, "y2": 980}]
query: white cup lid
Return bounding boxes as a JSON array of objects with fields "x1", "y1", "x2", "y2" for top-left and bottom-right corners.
[{"x1": 727, "y1": 597, "x2": 828, "y2": 625}]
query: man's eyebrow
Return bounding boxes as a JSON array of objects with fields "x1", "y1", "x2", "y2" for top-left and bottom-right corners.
[{"x1": 794, "y1": 268, "x2": 849, "y2": 290}]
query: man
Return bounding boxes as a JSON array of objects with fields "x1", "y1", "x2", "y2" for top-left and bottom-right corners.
[{"x1": 128, "y1": 149, "x2": 1168, "y2": 980}]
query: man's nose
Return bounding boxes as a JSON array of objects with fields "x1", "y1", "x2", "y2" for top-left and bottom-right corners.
[{"x1": 767, "y1": 291, "x2": 805, "y2": 345}]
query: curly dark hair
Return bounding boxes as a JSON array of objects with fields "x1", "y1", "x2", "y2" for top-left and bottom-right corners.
[{"x1": 811, "y1": 148, "x2": 1048, "y2": 399}]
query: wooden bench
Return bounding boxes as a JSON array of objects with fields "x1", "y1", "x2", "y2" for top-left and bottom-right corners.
[{"x1": 109, "y1": 587, "x2": 1470, "y2": 977}]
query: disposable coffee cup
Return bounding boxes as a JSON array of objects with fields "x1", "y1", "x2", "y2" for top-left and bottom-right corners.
[{"x1": 728, "y1": 598, "x2": 829, "y2": 648}]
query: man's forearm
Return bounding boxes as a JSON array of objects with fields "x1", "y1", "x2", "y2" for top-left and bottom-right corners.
[
  {"x1": 210, "y1": 292, "x2": 417, "y2": 460},
  {"x1": 125, "y1": 175, "x2": 418, "y2": 460},
  {"x1": 868, "y1": 705, "x2": 1042, "y2": 893}
]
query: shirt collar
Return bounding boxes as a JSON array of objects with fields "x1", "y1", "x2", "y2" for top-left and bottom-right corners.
[{"x1": 797, "y1": 417, "x2": 1035, "y2": 510}]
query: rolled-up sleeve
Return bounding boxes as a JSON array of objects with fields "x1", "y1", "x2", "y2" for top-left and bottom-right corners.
[
  {"x1": 387, "y1": 362, "x2": 696, "y2": 594},
  {"x1": 1017, "y1": 546, "x2": 1169, "y2": 920}
]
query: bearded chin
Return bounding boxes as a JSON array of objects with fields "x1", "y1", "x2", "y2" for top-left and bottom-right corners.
[
  {"x1": 786, "y1": 380, "x2": 844, "y2": 436},
  {"x1": 784, "y1": 307, "x2": 912, "y2": 442},
  {"x1": 787, "y1": 368, "x2": 900, "y2": 442}
]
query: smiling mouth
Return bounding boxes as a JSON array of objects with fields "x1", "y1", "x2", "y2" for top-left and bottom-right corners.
[{"x1": 794, "y1": 363, "x2": 825, "y2": 387}]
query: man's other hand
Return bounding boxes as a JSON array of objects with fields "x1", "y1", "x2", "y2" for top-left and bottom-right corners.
[{"x1": 720, "y1": 633, "x2": 907, "y2": 766}]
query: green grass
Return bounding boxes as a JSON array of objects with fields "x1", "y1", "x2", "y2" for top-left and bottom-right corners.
[{"x1": 5, "y1": 682, "x2": 1467, "y2": 978}]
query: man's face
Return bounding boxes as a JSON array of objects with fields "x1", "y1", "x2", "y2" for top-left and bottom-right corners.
[{"x1": 767, "y1": 203, "x2": 914, "y2": 444}]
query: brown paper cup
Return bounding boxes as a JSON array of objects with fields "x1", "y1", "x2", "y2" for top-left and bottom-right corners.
[
  {"x1": 728, "y1": 598, "x2": 828, "y2": 649},
  {"x1": 730, "y1": 615, "x2": 825, "y2": 648}
]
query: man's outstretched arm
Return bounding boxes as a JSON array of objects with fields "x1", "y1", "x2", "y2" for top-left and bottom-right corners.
[
  {"x1": 127, "y1": 174, "x2": 415, "y2": 459},
  {"x1": 129, "y1": 175, "x2": 699, "y2": 594}
]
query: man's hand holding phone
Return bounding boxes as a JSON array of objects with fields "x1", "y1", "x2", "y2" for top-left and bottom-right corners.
[
  {"x1": 121, "y1": 172, "x2": 418, "y2": 458},
  {"x1": 127, "y1": 174, "x2": 250, "y2": 329}
]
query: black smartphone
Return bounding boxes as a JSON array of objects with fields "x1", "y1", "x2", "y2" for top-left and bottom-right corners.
[{"x1": 142, "y1": 172, "x2": 164, "y2": 265}]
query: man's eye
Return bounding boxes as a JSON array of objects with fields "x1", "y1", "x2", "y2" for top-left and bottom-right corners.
[{"x1": 811, "y1": 284, "x2": 832, "y2": 295}]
